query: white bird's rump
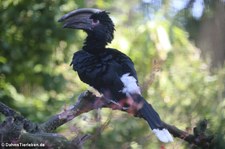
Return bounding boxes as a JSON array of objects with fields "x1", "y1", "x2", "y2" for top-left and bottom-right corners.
[
  {"x1": 153, "y1": 128, "x2": 174, "y2": 143},
  {"x1": 120, "y1": 73, "x2": 141, "y2": 95}
]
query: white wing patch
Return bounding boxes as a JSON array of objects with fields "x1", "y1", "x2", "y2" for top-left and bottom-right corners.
[
  {"x1": 153, "y1": 128, "x2": 174, "y2": 143},
  {"x1": 120, "y1": 73, "x2": 141, "y2": 95}
]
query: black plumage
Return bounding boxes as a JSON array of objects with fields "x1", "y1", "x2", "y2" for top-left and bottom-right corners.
[
  {"x1": 71, "y1": 48, "x2": 137, "y2": 100},
  {"x1": 59, "y1": 8, "x2": 173, "y2": 143}
]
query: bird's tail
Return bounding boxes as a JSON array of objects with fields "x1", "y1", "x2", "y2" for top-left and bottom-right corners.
[{"x1": 134, "y1": 95, "x2": 173, "y2": 143}]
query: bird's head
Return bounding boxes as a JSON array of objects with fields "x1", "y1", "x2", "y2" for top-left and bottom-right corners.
[{"x1": 58, "y1": 8, "x2": 115, "y2": 45}]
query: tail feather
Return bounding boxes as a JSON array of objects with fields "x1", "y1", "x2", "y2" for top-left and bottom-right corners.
[
  {"x1": 153, "y1": 128, "x2": 173, "y2": 143},
  {"x1": 136, "y1": 95, "x2": 173, "y2": 143}
]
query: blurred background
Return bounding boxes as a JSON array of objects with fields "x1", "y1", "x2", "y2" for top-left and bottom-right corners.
[{"x1": 0, "y1": 0, "x2": 224, "y2": 148}]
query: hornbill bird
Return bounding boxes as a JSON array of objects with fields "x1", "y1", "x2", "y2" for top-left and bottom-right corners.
[{"x1": 59, "y1": 8, "x2": 173, "y2": 143}]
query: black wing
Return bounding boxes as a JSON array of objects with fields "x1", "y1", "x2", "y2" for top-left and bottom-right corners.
[
  {"x1": 107, "y1": 48, "x2": 138, "y2": 81},
  {"x1": 71, "y1": 50, "x2": 108, "y2": 86}
]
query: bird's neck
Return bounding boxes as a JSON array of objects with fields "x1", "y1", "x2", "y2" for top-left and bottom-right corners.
[{"x1": 83, "y1": 35, "x2": 107, "y2": 54}]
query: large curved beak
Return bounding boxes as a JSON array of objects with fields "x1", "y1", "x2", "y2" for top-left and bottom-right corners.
[{"x1": 58, "y1": 8, "x2": 102, "y2": 30}]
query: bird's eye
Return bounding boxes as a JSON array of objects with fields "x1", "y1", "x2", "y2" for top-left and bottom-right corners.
[{"x1": 92, "y1": 19, "x2": 99, "y2": 25}]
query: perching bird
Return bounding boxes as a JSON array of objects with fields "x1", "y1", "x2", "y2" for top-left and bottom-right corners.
[{"x1": 59, "y1": 8, "x2": 173, "y2": 143}]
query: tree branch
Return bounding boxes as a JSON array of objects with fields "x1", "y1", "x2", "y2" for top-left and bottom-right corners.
[
  {"x1": 40, "y1": 91, "x2": 213, "y2": 148},
  {"x1": 0, "y1": 102, "x2": 86, "y2": 149},
  {"x1": 0, "y1": 90, "x2": 213, "y2": 148},
  {"x1": 0, "y1": 102, "x2": 21, "y2": 117}
]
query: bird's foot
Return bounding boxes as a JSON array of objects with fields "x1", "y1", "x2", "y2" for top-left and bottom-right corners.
[
  {"x1": 108, "y1": 99, "x2": 121, "y2": 106},
  {"x1": 121, "y1": 107, "x2": 129, "y2": 110},
  {"x1": 107, "y1": 99, "x2": 128, "y2": 110}
]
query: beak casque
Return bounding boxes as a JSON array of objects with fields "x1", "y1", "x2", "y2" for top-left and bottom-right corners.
[{"x1": 58, "y1": 8, "x2": 102, "y2": 30}]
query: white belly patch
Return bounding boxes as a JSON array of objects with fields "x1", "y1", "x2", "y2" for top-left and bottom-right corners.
[{"x1": 120, "y1": 73, "x2": 141, "y2": 95}]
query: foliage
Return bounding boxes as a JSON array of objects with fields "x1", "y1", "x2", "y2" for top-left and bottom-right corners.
[{"x1": 0, "y1": 0, "x2": 224, "y2": 148}]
